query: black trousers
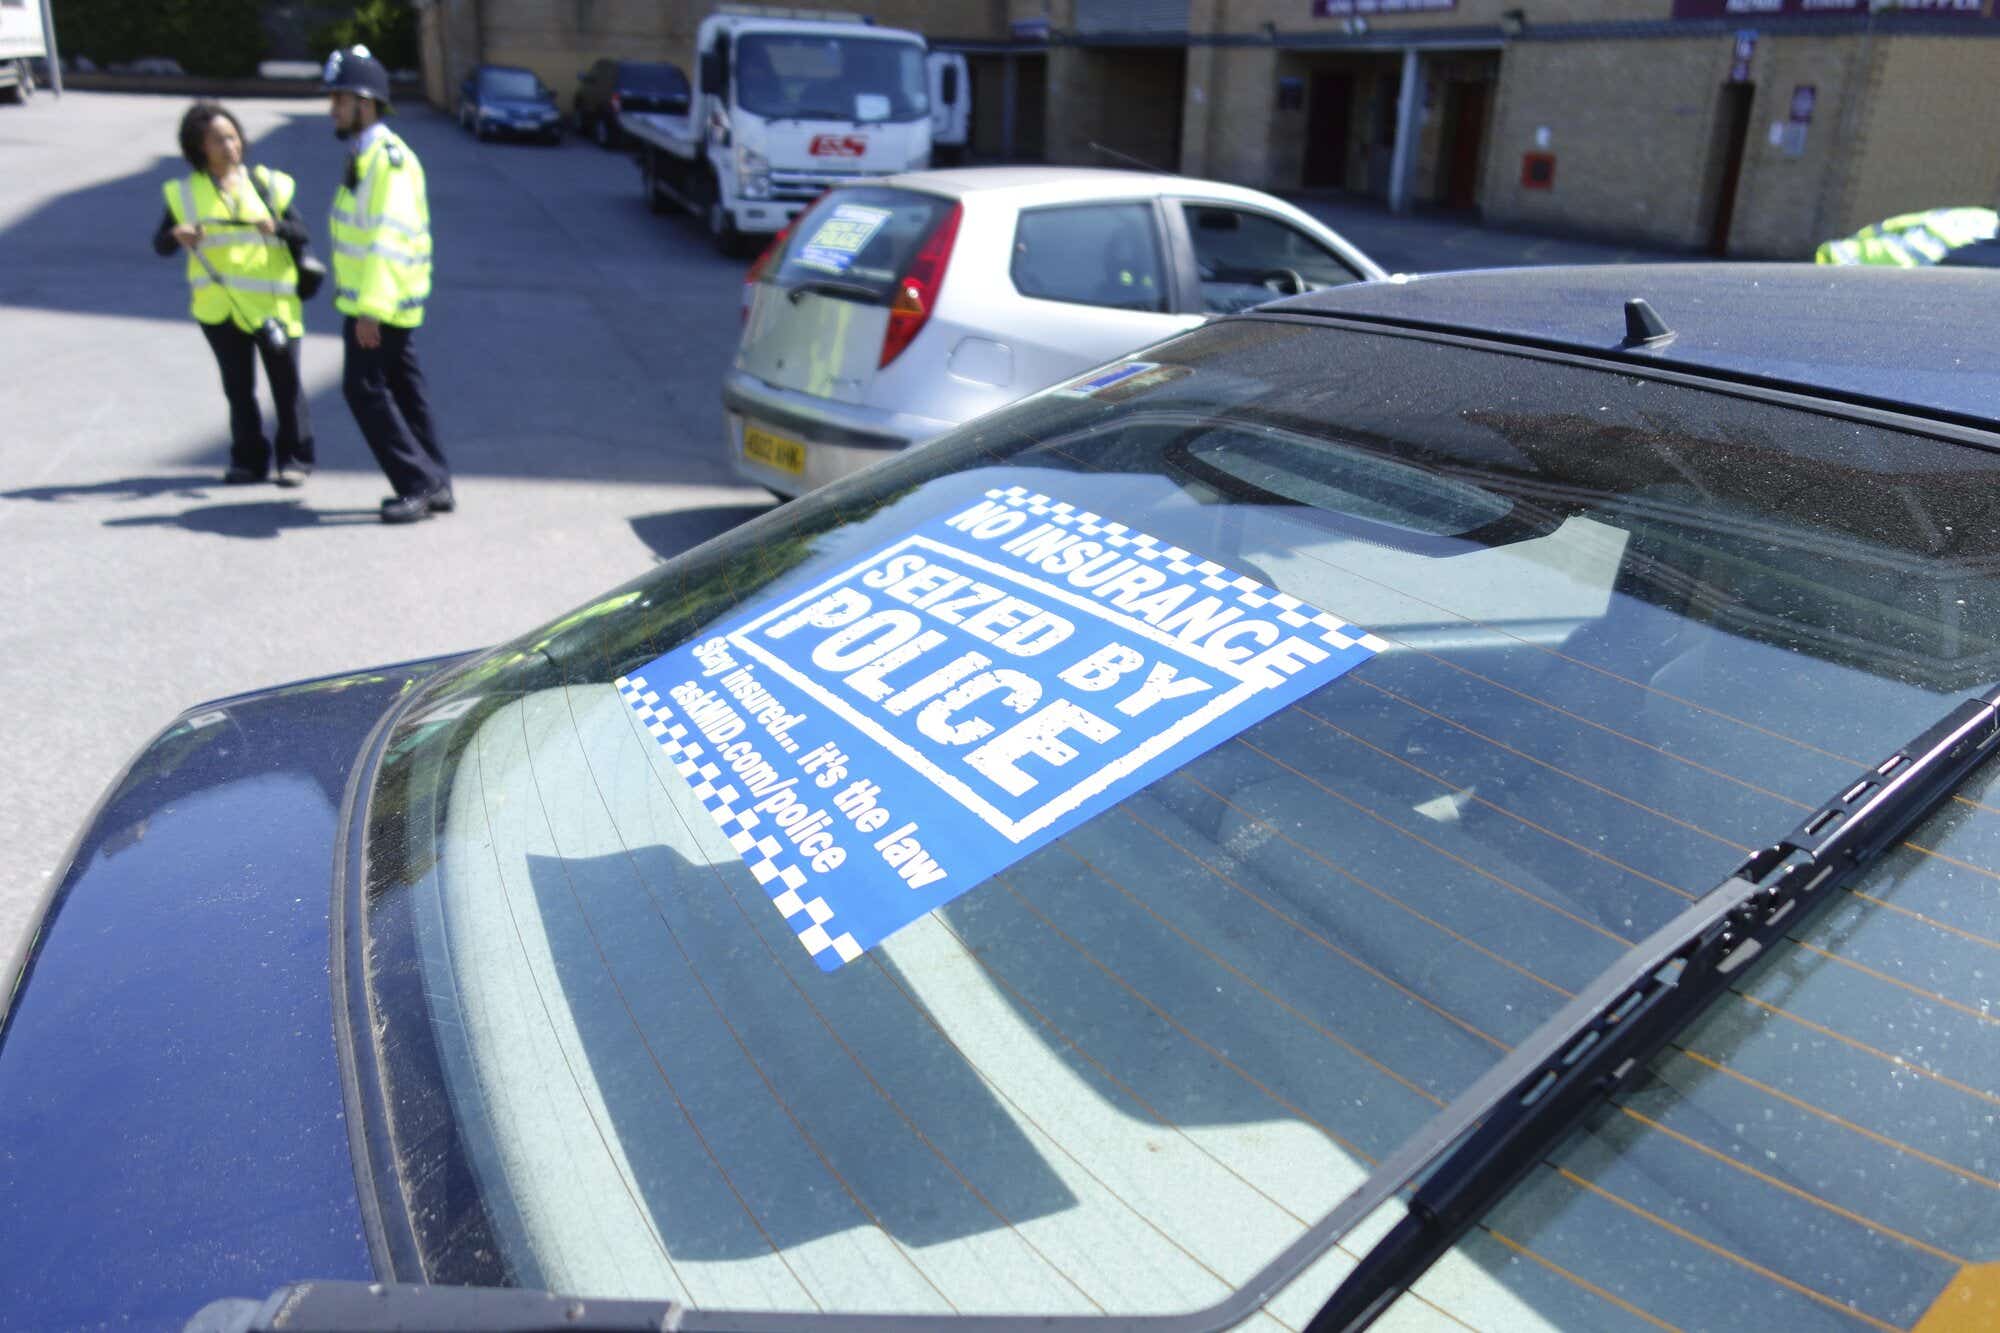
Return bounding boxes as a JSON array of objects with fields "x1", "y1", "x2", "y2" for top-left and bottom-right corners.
[
  {"x1": 342, "y1": 317, "x2": 449, "y2": 499},
  {"x1": 199, "y1": 319, "x2": 314, "y2": 474}
]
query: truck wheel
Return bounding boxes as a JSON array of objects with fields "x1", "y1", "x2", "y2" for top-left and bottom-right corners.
[{"x1": 643, "y1": 150, "x2": 670, "y2": 214}]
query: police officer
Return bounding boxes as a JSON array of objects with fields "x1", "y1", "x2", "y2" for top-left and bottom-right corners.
[
  {"x1": 155, "y1": 101, "x2": 315, "y2": 486},
  {"x1": 323, "y1": 46, "x2": 454, "y2": 524}
]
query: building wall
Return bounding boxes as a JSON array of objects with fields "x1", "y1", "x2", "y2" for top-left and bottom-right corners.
[
  {"x1": 1045, "y1": 44, "x2": 1189, "y2": 171},
  {"x1": 1715, "y1": 35, "x2": 1865, "y2": 258},
  {"x1": 1844, "y1": 36, "x2": 2000, "y2": 232},
  {"x1": 1183, "y1": 44, "x2": 1279, "y2": 185},
  {"x1": 419, "y1": 1, "x2": 2000, "y2": 259},
  {"x1": 1480, "y1": 36, "x2": 1730, "y2": 250}
]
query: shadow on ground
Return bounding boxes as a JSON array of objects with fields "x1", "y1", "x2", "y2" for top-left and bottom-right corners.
[
  {"x1": 2, "y1": 473, "x2": 227, "y2": 504},
  {"x1": 629, "y1": 503, "x2": 774, "y2": 562},
  {"x1": 101, "y1": 497, "x2": 383, "y2": 539}
]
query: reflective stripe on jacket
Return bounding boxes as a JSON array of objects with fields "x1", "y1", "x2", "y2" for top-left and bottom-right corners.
[
  {"x1": 163, "y1": 165, "x2": 304, "y2": 335},
  {"x1": 1815, "y1": 207, "x2": 2000, "y2": 267},
  {"x1": 329, "y1": 130, "x2": 432, "y2": 327}
]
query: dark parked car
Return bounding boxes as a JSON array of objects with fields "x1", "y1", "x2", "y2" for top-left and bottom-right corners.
[
  {"x1": 573, "y1": 58, "x2": 689, "y2": 149},
  {"x1": 10, "y1": 267, "x2": 2000, "y2": 1333},
  {"x1": 458, "y1": 63, "x2": 562, "y2": 144}
]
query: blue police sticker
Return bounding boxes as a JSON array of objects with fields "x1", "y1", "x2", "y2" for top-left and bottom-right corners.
[
  {"x1": 794, "y1": 202, "x2": 893, "y2": 275},
  {"x1": 617, "y1": 485, "x2": 1387, "y2": 971}
]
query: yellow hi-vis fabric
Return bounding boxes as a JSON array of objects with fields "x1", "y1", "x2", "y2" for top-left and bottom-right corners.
[
  {"x1": 330, "y1": 129, "x2": 432, "y2": 328},
  {"x1": 163, "y1": 165, "x2": 304, "y2": 336},
  {"x1": 1815, "y1": 207, "x2": 1999, "y2": 267}
]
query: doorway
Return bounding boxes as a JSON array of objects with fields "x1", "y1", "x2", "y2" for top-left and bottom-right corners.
[
  {"x1": 1703, "y1": 83, "x2": 1755, "y2": 256},
  {"x1": 1303, "y1": 72, "x2": 1353, "y2": 188},
  {"x1": 1436, "y1": 80, "x2": 1489, "y2": 211}
]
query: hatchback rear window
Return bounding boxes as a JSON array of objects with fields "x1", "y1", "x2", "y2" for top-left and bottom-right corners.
[
  {"x1": 1012, "y1": 201, "x2": 1169, "y2": 312},
  {"x1": 618, "y1": 62, "x2": 687, "y2": 95},
  {"x1": 772, "y1": 187, "x2": 957, "y2": 299},
  {"x1": 362, "y1": 318, "x2": 2000, "y2": 1327}
]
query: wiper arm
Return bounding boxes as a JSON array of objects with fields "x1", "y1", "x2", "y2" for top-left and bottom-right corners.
[
  {"x1": 784, "y1": 276, "x2": 881, "y2": 305},
  {"x1": 1310, "y1": 684, "x2": 2000, "y2": 1333},
  {"x1": 189, "y1": 1280, "x2": 684, "y2": 1332}
]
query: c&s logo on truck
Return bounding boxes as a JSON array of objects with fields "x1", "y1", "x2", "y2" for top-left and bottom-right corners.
[{"x1": 809, "y1": 134, "x2": 868, "y2": 157}]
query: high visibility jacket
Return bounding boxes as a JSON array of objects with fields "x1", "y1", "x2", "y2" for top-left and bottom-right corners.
[
  {"x1": 330, "y1": 129, "x2": 432, "y2": 327},
  {"x1": 1815, "y1": 207, "x2": 1999, "y2": 267},
  {"x1": 163, "y1": 165, "x2": 304, "y2": 336}
]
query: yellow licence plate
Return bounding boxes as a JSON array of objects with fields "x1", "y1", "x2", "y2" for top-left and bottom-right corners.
[{"x1": 743, "y1": 424, "x2": 807, "y2": 475}]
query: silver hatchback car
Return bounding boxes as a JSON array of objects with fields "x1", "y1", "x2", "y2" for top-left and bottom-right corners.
[{"x1": 726, "y1": 167, "x2": 1386, "y2": 497}]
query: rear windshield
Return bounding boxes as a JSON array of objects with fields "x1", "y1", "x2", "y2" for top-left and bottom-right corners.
[
  {"x1": 361, "y1": 319, "x2": 2000, "y2": 1327},
  {"x1": 478, "y1": 68, "x2": 540, "y2": 99},
  {"x1": 770, "y1": 187, "x2": 955, "y2": 299},
  {"x1": 619, "y1": 62, "x2": 687, "y2": 95}
]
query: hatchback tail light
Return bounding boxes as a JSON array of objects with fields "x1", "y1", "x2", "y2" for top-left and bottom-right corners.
[
  {"x1": 741, "y1": 223, "x2": 792, "y2": 323},
  {"x1": 880, "y1": 202, "x2": 962, "y2": 369}
]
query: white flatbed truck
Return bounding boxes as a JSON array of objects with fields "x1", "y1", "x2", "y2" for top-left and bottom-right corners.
[{"x1": 624, "y1": 8, "x2": 932, "y2": 253}]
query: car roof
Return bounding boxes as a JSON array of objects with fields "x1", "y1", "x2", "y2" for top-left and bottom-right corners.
[
  {"x1": 880, "y1": 166, "x2": 1304, "y2": 212},
  {"x1": 1276, "y1": 263, "x2": 2000, "y2": 427}
]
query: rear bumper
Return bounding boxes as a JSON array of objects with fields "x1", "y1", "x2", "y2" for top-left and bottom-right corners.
[{"x1": 722, "y1": 369, "x2": 956, "y2": 496}]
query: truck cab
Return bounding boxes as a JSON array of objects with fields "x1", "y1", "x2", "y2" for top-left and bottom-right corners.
[
  {"x1": 0, "y1": 0, "x2": 48, "y2": 104},
  {"x1": 626, "y1": 11, "x2": 933, "y2": 253}
]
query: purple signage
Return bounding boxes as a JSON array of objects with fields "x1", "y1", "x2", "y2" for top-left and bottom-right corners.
[
  {"x1": 1672, "y1": 0, "x2": 1987, "y2": 18},
  {"x1": 1315, "y1": 0, "x2": 1457, "y2": 15}
]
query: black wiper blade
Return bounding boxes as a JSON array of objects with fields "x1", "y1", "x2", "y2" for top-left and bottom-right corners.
[
  {"x1": 1310, "y1": 684, "x2": 2000, "y2": 1333},
  {"x1": 784, "y1": 276, "x2": 882, "y2": 305}
]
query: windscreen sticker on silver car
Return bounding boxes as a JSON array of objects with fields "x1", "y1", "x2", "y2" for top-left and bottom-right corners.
[
  {"x1": 1054, "y1": 360, "x2": 1192, "y2": 403},
  {"x1": 795, "y1": 202, "x2": 893, "y2": 275},
  {"x1": 616, "y1": 485, "x2": 1386, "y2": 971}
]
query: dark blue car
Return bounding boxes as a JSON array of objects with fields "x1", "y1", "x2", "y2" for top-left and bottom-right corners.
[
  {"x1": 458, "y1": 64, "x2": 563, "y2": 144},
  {"x1": 9, "y1": 266, "x2": 2000, "y2": 1333}
]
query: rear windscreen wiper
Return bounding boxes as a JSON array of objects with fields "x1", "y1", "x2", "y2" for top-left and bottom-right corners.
[
  {"x1": 783, "y1": 277, "x2": 883, "y2": 305},
  {"x1": 1309, "y1": 683, "x2": 2000, "y2": 1333}
]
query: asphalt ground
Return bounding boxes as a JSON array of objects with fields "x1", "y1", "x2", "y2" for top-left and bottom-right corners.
[
  {"x1": 0, "y1": 92, "x2": 773, "y2": 970},
  {"x1": 0, "y1": 91, "x2": 1684, "y2": 976}
]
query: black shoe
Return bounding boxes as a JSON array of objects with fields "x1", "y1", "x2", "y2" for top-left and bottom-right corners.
[
  {"x1": 428, "y1": 485, "x2": 456, "y2": 514},
  {"x1": 381, "y1": 493, "x2": 434, "y2": 524},
  {"x1": 223, "y1": 466, "x2": 265, "y2": 485}
]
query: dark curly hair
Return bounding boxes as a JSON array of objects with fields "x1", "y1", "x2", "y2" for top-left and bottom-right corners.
[{"x1": 177, "y1": 102, "x2": 247, "y2": 171}]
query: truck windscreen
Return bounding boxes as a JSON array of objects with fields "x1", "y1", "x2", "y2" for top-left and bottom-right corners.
[{"x1": 736, "y1": 34, "x2": 928, "y2": 123}]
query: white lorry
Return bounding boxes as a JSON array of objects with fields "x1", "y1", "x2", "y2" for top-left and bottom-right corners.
[
  {"x1": 0, "y1": 0, "x2": 49, "y2": 104},
  {"x1": 625, "y1": 9, "x2": 932, "y2": 254},
  {"x1": 926, "y1": 50, "x2": 968, "y2": 162}
]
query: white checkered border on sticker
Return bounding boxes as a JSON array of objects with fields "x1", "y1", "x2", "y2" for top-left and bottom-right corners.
[
  {"x1": 983, "y1": 485, "x2": 1391, "y2": 655},
  {"x1": 615, "y1": 675, "x2": 863, "y2": 967}
]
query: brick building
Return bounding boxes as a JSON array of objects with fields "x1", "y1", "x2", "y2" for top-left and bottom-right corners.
[{"x1": 414, "y1": 0, "x2": 2000, "y2": 257}]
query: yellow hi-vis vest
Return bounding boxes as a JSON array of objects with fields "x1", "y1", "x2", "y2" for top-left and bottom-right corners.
[
  {"x1": 1815, "y1": 207, "x2": 1999, "y2": 267},
  {"x1": 163, "y1": 165, "x2": 304, "y2": 336},
  {"x1": 330, "y1": 129, "x2": 432, "y2": 328}
]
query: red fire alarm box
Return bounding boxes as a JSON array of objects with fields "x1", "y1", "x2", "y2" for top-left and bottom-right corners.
[{"x1": 1521, "y1": 152, "x2": 1556, "y2": 189}]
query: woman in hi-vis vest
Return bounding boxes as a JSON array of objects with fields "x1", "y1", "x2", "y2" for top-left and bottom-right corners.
[{"x1": 153, "y1": 102, "x2": 316, "y2": 486}]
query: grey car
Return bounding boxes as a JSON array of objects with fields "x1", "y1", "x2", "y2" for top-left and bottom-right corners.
[{"x1": 727, "y1": 167, "x2": 1386, "y2": 497}]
